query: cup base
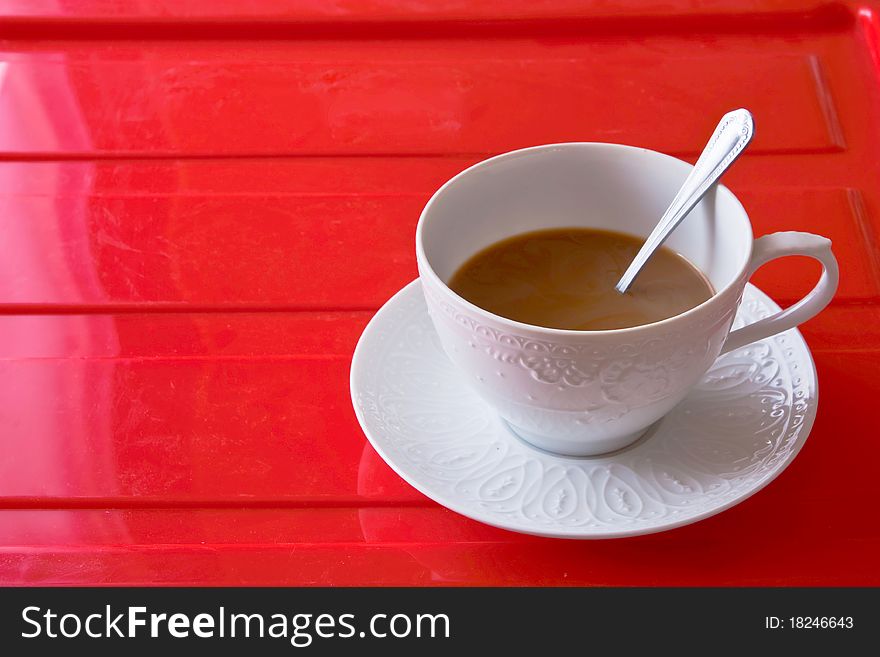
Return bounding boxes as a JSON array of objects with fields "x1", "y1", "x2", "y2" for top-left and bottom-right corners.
[{"x1": 502, "y1": 420, "x2": 654, "y2": 458}]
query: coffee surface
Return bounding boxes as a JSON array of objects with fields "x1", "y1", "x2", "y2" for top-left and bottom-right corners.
[{"x1": 448, "y1": 228, "x2": 714, "y2": 330}]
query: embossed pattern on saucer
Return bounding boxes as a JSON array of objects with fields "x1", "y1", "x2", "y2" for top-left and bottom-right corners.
[{"x1": 350, "y1": 280, "x2": 817, "y2": 539}]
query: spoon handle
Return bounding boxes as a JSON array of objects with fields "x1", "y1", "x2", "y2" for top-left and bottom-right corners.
[{"x1": 615, "y1": 108, "x2": 755, "y2": 294}]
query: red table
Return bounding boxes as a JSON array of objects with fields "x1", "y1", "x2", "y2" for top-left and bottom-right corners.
[{"x1": 0, "y1": 0, "x2": 877, "y2": 586}]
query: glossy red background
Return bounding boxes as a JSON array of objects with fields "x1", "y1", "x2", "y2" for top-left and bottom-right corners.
[{"x1": 0, "y1": 0, "x2": 877, "y2": 586}]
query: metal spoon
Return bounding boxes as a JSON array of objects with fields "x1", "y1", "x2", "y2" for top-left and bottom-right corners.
[{"x1": 615, "y1": 108, "x2": 755, "y2": 294}]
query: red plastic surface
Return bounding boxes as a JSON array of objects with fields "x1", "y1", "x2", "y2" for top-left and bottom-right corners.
[{"x1": 0, "y1": 1, "x2": 878, "y2": 586}]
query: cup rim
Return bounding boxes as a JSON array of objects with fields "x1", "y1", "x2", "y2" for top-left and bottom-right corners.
[{"x1": 415, "y1": 141, "x2": 754, "y2": 337}]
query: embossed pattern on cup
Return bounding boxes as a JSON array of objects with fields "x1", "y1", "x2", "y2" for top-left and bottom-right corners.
[{"x1": 422, "y1": 271, "x2": 740, "y2": 454}]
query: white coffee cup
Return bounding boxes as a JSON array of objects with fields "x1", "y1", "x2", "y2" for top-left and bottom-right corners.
[{"x1": 416, "y1": 143, "x2": 838, "y2": 456}]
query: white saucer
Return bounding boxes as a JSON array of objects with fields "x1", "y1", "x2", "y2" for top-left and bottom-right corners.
[{"x1": 350, "y1": 280, "x2": 817, "y2": 539}]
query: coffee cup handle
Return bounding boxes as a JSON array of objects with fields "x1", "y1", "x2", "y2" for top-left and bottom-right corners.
[{"x1": 720, "y1": 231, "x2": 839, "y2": 355}]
